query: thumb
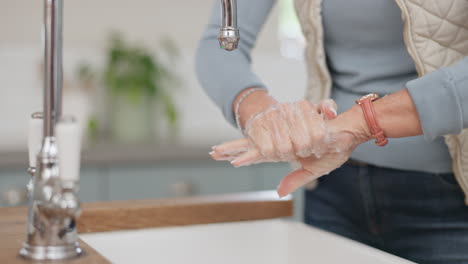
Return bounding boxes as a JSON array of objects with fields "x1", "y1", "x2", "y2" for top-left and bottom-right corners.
[
  {"x1": 318, "y1": 99, "x2": 338, "y2": 120},
  {"x1": 277, "y1": 167, "x2": 320, "y2": 197}
]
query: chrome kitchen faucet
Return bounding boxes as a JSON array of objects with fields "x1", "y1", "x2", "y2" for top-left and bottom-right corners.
[
  {"x1": 19, "y1": 0, "x2": 240, "y2": 260},
  {"x1": 19, "y1": 0, "x2": 83, "y2": 260}
]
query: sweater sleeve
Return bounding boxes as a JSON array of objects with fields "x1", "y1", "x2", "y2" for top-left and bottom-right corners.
[
  {"x1": 195, "y1": 0, "x2": 276, "y2": 127},
  {"x1": 407, "y1": 57, "x2": 468, "y2": 142}
]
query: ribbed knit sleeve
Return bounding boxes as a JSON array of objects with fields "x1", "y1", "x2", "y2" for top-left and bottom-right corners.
[{"x1": 407, "y1": 57, "x2": 468, "y2": 141}]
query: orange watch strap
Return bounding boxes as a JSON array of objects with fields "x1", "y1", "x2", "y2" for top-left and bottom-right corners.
[{"x1": 357, "y1": 94, "x2": 388, "y2": 147}]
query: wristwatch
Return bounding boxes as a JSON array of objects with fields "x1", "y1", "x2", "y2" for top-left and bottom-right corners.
[{"x1": 356, "y1": 93, "x2": 388, "y2": 146}]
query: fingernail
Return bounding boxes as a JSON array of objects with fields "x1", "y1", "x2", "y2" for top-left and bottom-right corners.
[
  {"x1": 276, "y1": 184, "x2": 282, "y2": 197},
  {"x1": 231, "y1": 159, "x2": 246, "y2": 168},
  {"x1": 276, "y1": 180, "x2": 287, "y2": 197},
  {"x1": 276, "y1": 187, "x2": 284, "y2": 198},
  {"x1": 211, "y1": 146, "x2": 217, "y2": 150},
  {"x1": 209, "y1": 151, "x2": 214, "y2": 155},
  {"x1": 277, "y1": 192, "x2": 283, "y2": 198},
  {"x1": 231, "y1": 159, "x2": 239, "y2": 167}
]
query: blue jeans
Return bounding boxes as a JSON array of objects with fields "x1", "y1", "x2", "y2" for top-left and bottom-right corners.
[{"x1": 304, "y1": 161, "x2": 468, "y2": 264}]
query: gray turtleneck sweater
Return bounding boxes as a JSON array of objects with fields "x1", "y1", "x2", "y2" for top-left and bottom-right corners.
[{"x1": 196, "y1": 0, "x2": 468, "y2": 173}]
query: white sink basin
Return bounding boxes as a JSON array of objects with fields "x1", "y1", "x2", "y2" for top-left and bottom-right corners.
[{"x1": 81, "y1": 219, "x2": 414, "y2": 264}]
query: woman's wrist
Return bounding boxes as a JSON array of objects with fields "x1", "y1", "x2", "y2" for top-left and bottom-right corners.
[
  {"x1": 233, "y1": 87, "x2": 278, "y2": 129},
  {"x1": 328, "y1": 89, "x2": 424, "y2": 145},
  {"x1": 328, "y1": 105, "x2": 372, "y2": 145}
]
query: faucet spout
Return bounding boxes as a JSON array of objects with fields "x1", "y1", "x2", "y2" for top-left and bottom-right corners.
[{"x1": 219, "y1": 0, "x2": 240, "y2": 51}]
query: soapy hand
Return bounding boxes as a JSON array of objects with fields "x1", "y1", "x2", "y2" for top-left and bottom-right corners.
[
  {"x1": 210, "y1": 99, "x2": 370, "y2": 197},
  {"x1": 275, "y1": 127, "x2": 362, "y2": 197},
  {"x1": 210, "y1": 99, "x2": 338, "y2": 164}
]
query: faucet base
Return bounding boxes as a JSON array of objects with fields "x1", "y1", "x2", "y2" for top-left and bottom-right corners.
[{"x1": 19, "y1": 242, "x2": 83, "y2": 260}]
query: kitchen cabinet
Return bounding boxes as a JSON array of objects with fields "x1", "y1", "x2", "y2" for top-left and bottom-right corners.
[
  {"x1": 106, "y1": 163, "x2": 257, "y2": 200},
  {"x1": 79, "y1": 167, "x2": 108, "y2": 203}
]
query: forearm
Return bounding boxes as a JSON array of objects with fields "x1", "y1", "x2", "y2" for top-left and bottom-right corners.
[
  {"x1": 195, "y1": 0, "x2": 276, "y2": 127},
  {"x1": 196, "y1": 41, "x2": 266, "y2": 127},
  {"x1": 340, "y1": 57, "x2": 468, "y2": 143},
  {"x1": 375, "y1": 89, "x2": 422, "y2": 137},
  {"x1": 335, "y1": 89, "x2": 422, "y2": 143}
]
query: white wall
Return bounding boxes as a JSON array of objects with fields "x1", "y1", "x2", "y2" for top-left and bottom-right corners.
[{"x1": 0, "y1": 0, "x2": 306, "y2": 150}]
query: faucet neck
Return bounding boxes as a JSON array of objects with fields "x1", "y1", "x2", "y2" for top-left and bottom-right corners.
[
  {"x1": 43, "y1": 0, "x2": 63, "y2": 137},
  {"x1": 221, "y1": 0, "x2": 237, "y2": 28}
]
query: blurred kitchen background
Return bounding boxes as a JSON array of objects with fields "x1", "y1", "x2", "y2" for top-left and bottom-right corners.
[{"x1": 0, "y1": 0, "x2": 307, "y2": 219}]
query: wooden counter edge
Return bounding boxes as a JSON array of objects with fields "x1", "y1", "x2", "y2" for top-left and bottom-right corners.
[{"x1": 78, "y1": 190, "x2": 293, "y2": 233}]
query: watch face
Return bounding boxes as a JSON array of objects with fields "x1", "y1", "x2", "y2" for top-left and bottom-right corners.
[
  {"x1": 363, "y1": 93, "x2": 379, "y2": 101},
  {"x1": 356, "y1": 93, "x2": 379, "y2": 104}
]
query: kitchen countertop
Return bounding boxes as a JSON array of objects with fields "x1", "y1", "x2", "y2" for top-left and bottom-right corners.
[
  {"x1": 82, "y1": 219, "x2": 415, "y2": 264},
  {"x1": 0, "y1": 143, "x2": 212, "y2": 169}
]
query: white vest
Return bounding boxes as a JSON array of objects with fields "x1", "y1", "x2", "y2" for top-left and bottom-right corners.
[{"x1": 294, "y1": 0, "x2": 468, "y2": 203}]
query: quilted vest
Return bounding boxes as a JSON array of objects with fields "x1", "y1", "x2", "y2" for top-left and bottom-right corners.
[{"x1": 294, "y1": 0, "x2": 468, "y2": 203}]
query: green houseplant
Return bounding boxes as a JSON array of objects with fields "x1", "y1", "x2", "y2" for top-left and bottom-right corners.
[{"x1": 79, "y1": 33, "x2": 181, "y2": 143}]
